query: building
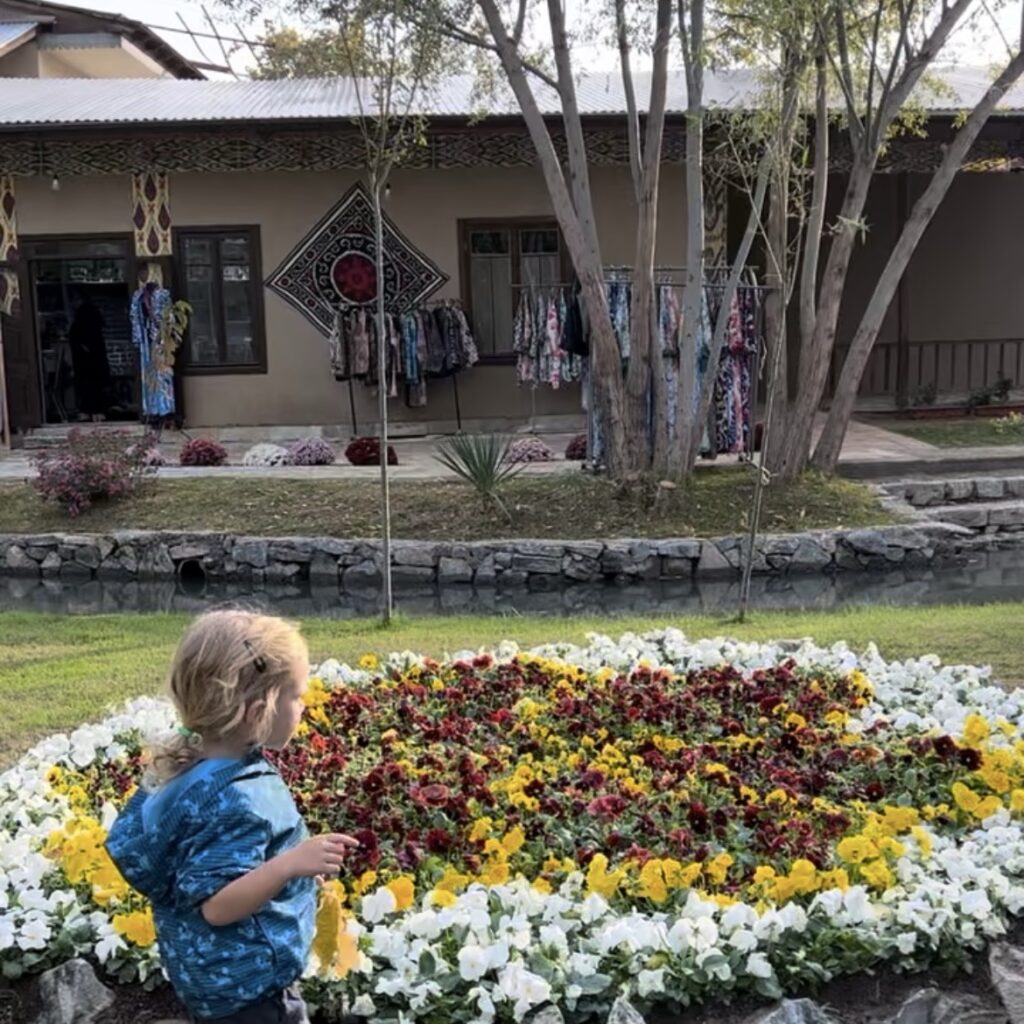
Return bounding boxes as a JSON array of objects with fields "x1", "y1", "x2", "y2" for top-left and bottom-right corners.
[
  {"x1": 1, "y1": 62, "x2": 1023, "y2": 442},
  {"x1": 0, "y1": 0, "x2": 202, "y2": 79}
]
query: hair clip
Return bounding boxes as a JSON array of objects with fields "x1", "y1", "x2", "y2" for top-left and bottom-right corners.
[
  {"x1": 243, "y1": 639, "x2": 267, "y2": 673},
  {"x1": 177, "y1": 724, "x2": 197, "y2": 739}
]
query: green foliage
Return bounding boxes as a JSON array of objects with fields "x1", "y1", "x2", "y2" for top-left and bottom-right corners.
[
  {"x1": 433, "y1": 433, "x2": 524, "y2": 513},
  {"x1": 251, "y1": 24, "x2": 372, "y2": 78}
]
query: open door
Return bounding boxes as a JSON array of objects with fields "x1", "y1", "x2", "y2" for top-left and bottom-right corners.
[{"x1": 0, "y1": 261, "x2": 41, "y2": 437}]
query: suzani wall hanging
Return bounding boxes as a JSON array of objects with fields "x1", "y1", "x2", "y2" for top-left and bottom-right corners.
[
  {"x1": 0, "y1": 175, "x2": 20, "y2": 316},
  {"x1": 266, "y1": 182, "x2": 447, "y2": 337},
  {"x1": 131, "y1": 171, "x2": 172, "y2": 258}
]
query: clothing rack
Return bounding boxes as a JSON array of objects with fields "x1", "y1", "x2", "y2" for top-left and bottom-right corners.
[{"x1": 426, "y1": 298, "x2": 465, "y2": 431}]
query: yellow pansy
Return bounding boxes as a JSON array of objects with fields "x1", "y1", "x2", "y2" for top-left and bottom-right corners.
[
  {"x1": 962, "y1": 714, "x2": 991, "y2": 748},
  {"x1": 429, "y1": 888, "x2": 457, "y2": 908},
  {"x1": 860, "y1": 860, "x2": 894, "y2": 891},
  {"x1": 585, "y1": 854, "x2": 625, "y2": 899},
  {"x1": 386, "y1": 876, "x2": 415, "y2": 911},
  {"x1": 112, "y1": 909, "x2": 156, "y2": 947}
]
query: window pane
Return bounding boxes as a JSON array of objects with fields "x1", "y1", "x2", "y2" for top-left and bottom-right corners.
[
  {"x1": 219, "y1": 236, "x2": 255, "y2": 364},
  {"x1": 470, "y1": 231, "x2": 510, "y2": 255},
  {"x1": 183, "y1": 236, "x2": 219, "y2": 365},
  {"x1": 470, "y1": 252, "x2": 512, "y2": 356},
  {"x1": 520, "y1": 229, "x2": 558, "y2": 255}
]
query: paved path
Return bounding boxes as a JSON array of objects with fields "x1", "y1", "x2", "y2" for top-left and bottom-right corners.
[{"x1": 1, "y1": 419, "x2": 1023, "y2": 482}]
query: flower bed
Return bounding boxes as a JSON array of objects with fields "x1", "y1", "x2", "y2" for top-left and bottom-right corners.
[{"x1": 3, "y1": 631, "x2": 1024, "y2": 1022}]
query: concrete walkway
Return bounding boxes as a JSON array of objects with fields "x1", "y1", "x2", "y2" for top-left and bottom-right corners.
[{"x1": 1, "y1": 419, "x2": 1023, "y2": 482}]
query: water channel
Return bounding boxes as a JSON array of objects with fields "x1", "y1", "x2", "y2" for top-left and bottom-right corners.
[{"x1": 2, "y1": 546, "x2": 1023, "y2": 619}]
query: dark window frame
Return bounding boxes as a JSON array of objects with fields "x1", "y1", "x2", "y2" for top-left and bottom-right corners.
[
  {"x1": 173, "y1": 225, "x2": 267, "y2": 376},
  {"x1": 458, "y1": 217, "x2": 569, "y2": 365}
]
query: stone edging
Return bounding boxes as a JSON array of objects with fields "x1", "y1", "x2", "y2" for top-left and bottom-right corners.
[{"x1": 0, "y1": 522, "x2": 981, "y2": 590}]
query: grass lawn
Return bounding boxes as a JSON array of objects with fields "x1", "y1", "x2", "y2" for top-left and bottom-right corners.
[
  {"x1": 1, "y1": 603, "x2": 1021, "y2": 764},
  {"x1": 0, "y1": 471, "x2": 889, "y2": 541},
  {"x1": 880, "y1": 416, "x2": 1024, "y2": 448}
]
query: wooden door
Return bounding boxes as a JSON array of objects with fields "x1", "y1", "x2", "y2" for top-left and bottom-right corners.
[{"x1": 0, "y1": 263, "x2": 41, "y2": 434}]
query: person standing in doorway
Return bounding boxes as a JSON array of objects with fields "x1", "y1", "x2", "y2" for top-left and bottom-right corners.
[{"x1": 68, "y1": 293, "x2": 110, "y2": 421}]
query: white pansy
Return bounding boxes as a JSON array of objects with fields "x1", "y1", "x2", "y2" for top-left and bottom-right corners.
[
  {"x1": 458, "y1": 945, "x2": 490, "y2": 982},
  {"x1": 362, "y1": 887, "x2": 398, "y2": 924},
  {"x1": 745, "y1": 952, "x2": 774, "y2": 979},
  {"x1": 637, "y1": 968, "x2": 666, "y2": 998},
  {"x1": 351, "y1": 994, "x2": 377, "y2": 1017}
]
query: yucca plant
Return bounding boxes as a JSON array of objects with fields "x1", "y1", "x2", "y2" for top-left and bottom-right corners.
[{"x1": 434, "y1": 433, "x2": 524, "y2": 518}]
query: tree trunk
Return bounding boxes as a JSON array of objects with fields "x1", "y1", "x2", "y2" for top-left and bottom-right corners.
[
  {"x1": 373, "y1": 182, "x2": 393, "y2": 622},
  {"x1": 768, "y1": 155, "x2": 875, "y2": 477},
  {"x1": 812, "y1": 50, "x2": 1024, "y2": 472},
  {"x1": 475, "y1": 0, "x2": 630, "y2": 474}
]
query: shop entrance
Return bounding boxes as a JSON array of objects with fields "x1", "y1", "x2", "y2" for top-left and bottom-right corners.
[{"x1": 24, "y1": 236, "x2": 140, "y2": 424}]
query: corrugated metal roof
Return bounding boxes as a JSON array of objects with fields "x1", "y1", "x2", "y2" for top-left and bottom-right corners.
[
  {"x1": 0, "y1": 20, "x2": 37, "y2": 54},
  {"x1": 0, "y1": 67, "x2": 1021, "y2": 128}
]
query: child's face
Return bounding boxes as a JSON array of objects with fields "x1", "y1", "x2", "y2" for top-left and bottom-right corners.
[{"x1": 265, "y1": 659, "x2": 310, "y2": 750}]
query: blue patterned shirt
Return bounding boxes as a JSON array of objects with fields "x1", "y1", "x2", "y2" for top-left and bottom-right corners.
[{"x1": 106, "y1": 750, "x2": 315, "y2": 1020}]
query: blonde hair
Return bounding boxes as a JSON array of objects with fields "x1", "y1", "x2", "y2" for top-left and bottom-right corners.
[{"x1": 148, "y1": 610, "x2": 309, "y2": 784}]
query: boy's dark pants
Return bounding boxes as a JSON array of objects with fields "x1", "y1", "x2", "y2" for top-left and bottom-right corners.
[{"x1": 194, "y1": 987, "x2": 309, "y2": 1024}]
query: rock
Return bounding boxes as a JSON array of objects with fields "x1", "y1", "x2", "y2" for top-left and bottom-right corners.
[
  {"x1": 843, "y1": 528, "x2": 889, "y2": 556},
  {"x1": 661, "y1": 557, "x2": 694, "y2": 579},
  {"x1": 268, "y1": 541, "x2": 313, "y2": 563},
  {"x1": 438, "y1": 556, "x2": 473, "y2": 583},
  {"x1": 891, "y1": 987, "x2": 1008, "y2": 1024},
  {"x1": 908, "y1": 481, "x2": 946, "y2": 507},
  {"x1": 1006, "y1": 477, "x2": 1024, "y2": 499},
  {"x1": 343, "y1": 560, "x2": 381, "y2": 588},
  {"x1": 474, "y1": 556, "x2": 499, "y2": 586},
  {"x1": 976, "y1": 478, "x2": 1007, "y2": 500},
  {"x1": 607, "y1": 997, "x2": 646, "y2": 1024},
  {"x1": 32, "y1": 958, "x2": 115, "y2": 1024},
  {"x1": 564, "y1": 541, "x2": 605, "y2": 560},
  {"x1": 883, "y1": 526, "x2": 930, "y2": 550},
  {"x1": 309, "y1": 550, "x2": 340, "y2": 581},
  {"x1": 697, "y1": 541, "x2": 733, "y2": 576},
  {"x1": 991, "y1": 942, "x2": 1024, "y2": 1023},
  {"x1": 528, "y1": 1008, "x2": 565, "y2": 1024},
  {"x1": 392, "y1": 543, "x2": 437, "y2": 568},
  {"x1": 232, "y1": 539, "x2": 269, "y2": 568},
  {"x1": 58, "y1": 561, "x2": 92, "y2": 579},
  {"x1": 563, "y1": 555, "x2": 602, "y2": 582},
  {"x1": 942, "y1": 506, "x2": 989, "y2": 529},
  {"x1": 655, "y1": 538, "x2": 702, "y2": 559},
  {"x1": 790, "y1": 537, "x2": 832, "y2": 571},
  {"x1": 946, "y1": 478, "x2": 976, "y2": 502},
  {"x1": 513, "y1": 553, "x2": 562, "y2": 574},
  {"x1": 169, "y1": 542, "x2": 210, "y2": 561},
  {"x1": 5, "y1": 545, "x2": 37, "y2": 574},
  {"x1": 392, "y1": 565, "x2": 435, "y2": 585},
  {"x1": 990, "y1": 505, "x2": 1024, "y2": 527},
  {"x1": 265, "y1": 562, "x2": 302, "y2": 582},
  {"x1": 40, "y1": 551, "x2": 61, "y2": 575},
  {"x1": 746, "y1": 999, "x2": 833, "y2": 1024}
]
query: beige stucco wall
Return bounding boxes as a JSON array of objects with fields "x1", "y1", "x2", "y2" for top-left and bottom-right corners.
[
  {"x1": 0, "y1": 40, "x2": 40, "y2": 77},
  {"x1": 17, "y1": 164, "x2": 685, "y2": 429}
]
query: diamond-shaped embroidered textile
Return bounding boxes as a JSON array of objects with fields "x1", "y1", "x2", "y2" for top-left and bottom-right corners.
[{"x1": 266, "y1": 182, "x2": 447, "y2": 338}]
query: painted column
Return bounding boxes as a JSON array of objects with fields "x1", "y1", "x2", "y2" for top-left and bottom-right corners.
[{"x1": 0, "y1": 174, "x2": 19, "y2": 448}]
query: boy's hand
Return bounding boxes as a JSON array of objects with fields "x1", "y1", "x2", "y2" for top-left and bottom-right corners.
[{"x1": 285, "y1": 834, "x2": 359, "y2": 879}]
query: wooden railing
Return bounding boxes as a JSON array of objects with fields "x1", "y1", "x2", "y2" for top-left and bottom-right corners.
[{"x1": 834, "y1": 337, "x2": 1024, "y2": 404}]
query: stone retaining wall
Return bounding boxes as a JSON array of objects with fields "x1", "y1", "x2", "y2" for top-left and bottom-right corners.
[
  {"x1": 882, "y1": 474, "x2": 1024, "y2": 507},
  {"x1": 0, "y1": 523, "x2": 977, "y2": 590}
]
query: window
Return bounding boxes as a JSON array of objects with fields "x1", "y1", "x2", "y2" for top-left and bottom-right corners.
[
  {"x1": 460, "y1": 220, "x2": 566, "y2": 359},
  {"x1": 175, "y1": 227, "x2": 265, "y2": 373}
]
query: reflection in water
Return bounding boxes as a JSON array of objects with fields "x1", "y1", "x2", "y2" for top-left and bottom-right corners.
[{"x1": 2, "y1": 547, "x2": 1024, "y2": 620}]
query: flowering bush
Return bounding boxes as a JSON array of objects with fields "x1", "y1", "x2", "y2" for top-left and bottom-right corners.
[
  {"x1": 287, "y1": 437, "x2": 337, "y2": 466},
  {"x1": 178, "y1": 437, "x2": 228, "y2": 467},
  {"x1": 345, "y1": 437, "x2": 398, "y2": 467},
  {"x1": 565, "y1": 434, "x2": 588, "y2": 461},
  {"x1": 31, "y1": 429, "x2": 153, "y2": 516},
  {"x1": 5, "y1": 632, "x2": 1024, "y2": 1022},
  {"x1": 241, "y1": 443, "x2": 290, "y2": 468},
  {"x1": 507, "y1": 437, "x2": 555, "y2": 464}
]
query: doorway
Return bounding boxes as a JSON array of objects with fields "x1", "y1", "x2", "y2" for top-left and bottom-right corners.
[{"x1": 24, "y1": 236, "x2": 139, "y2": 425}]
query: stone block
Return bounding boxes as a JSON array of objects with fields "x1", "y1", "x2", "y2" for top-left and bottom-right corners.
[
  {"x1": 232, "y1": 539, "x2": 268, "y2": 568},
  {"x1": 843, "y1": 528, "x2": 889, "y2": 556},
  {"x1": 41, "y1": 551, "x2": 62, "y2": 576},
  {"x1": 392, "y1": 565, "x2": 436, "y2": 585},
  {"x1": 268, "y1": 541, "x2": 313, "y2": 563},
  {"x1": 512, "y1": 553, "x2": 562, "y2": 574},
  {"x1": 790, "y1": 537, "x2": 832, "y2": 572},
  {"x1": 908, "y1": 481, "x2": 946, "y2": 507},
  {"x1": 265, "y1": 562, "x2": 302, "y2": 582},
  {"x1": 168, "y1": 542, "x2": 211, "y2": 561},
  {"x1": 309, "y1": 551, "x2": 340, "y2": 581},
  {"x1": 343, "y1": 560, "x2": 381, "y2": 588},
  {"x1": 5, "y1": 545, "x2": 37, "y2": 574},
  {"x1": 392, "y1": 543, "x2": 438, "y2": 568},
  {"x1": 990, "y1": 942, "x2": 1024, "y2": 1024},
  {"x1": 945, "y1": 478, "x2": 975, "y2": 502},
  {"x1": 990, "y1": 505, "x2": 1024, "y2": 527},
  {"x1": 438, "y1": 556, "x2": 473, "y2": 583},
  {"x1": 942, "y1": 506, "x2": 989, "y2": 529},
  {"x1": 654, "y1": 538, "x2": 701, "y2": 559},
  {"x1": 697, "y1": 541, "x2": 733, "y2": 576},
  {"x1": 564, "y1": 555, "x2": 602, "y2": 582},
  {"x1": 661, "y1": 556, "x2": 695, "y2": 579},
  {"x1": 976, "y1": 478, "x2": 1007, "y2": 500}
]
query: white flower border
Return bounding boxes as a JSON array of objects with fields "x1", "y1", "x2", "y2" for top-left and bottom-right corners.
[{"x1": 3, "y1": 629, "x2": 1024, "y2": 1022}]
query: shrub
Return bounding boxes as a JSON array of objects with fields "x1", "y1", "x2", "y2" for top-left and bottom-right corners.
[
  {"x1": 179, "y1": 437, "x2": 228, "y2": 467},
  {"x1": 32, "y1": 429, "x2": 152, "y2": 517},
  {"x1": 434, "y1": 434, "x2": 522, "y2": 517},
  {"x1": 565, "y1": 434, "x2": 587, "y2": 461},
  {"x1": 345, "y1": 436, "x2": 398, "y2": 466},
  {"x1": 993, "y1": 412, "x2": 1024, "y2": 439},
  {"x1": 507, "y1": 436, "x2": 555, "y2": 463},
  {"x1": 241, "y1": 443, "x2": 290, "y2": 467},
  {"x1": 287, "y1": 437, "x2": 337, "y2": 466}
]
